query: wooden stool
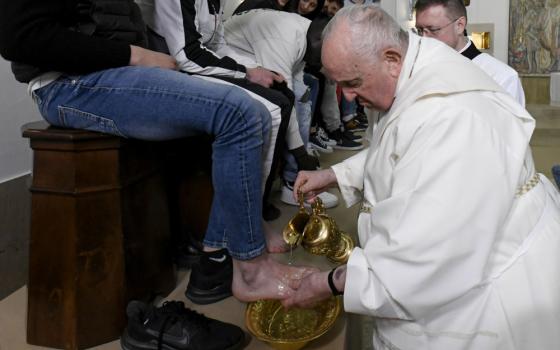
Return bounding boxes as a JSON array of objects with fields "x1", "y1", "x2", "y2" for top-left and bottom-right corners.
[{"x1": 22, "y1": 121, "x2": 177, "y2": 349}]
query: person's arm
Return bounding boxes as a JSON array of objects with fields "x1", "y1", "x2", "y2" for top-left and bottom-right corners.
[
  {"x1": 282, "y1": 265, "x2": 346, "y2": 308},
  {"x1": 129, "y1": 45, "x2": 178, "y2": 70},
  {"x1": 153, "y1": 0, "x2": 248, "y2": 78},
  {"x1": 0, "y1": 0, "x2": 131, "y2": 73},
  {"x1": 152, "y1": 0, "x2": 283, "y2": 87},
  {"x1": 330, "y1": 150, "x2": 369, "y2": 207},
  {"x1": 502, "y1": 73, "x2": 526, "y2": 108}
]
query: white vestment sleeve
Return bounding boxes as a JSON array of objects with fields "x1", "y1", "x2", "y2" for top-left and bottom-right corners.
[
  {"x1": 331, "y1": 150, "x2": 368, "y2": 207},
  {"x1": 345, "y1": 247, "x2": 412, "y2": 319},
  {"x1": 502, "y1": 74, "x2": 526, "y2": 107}
]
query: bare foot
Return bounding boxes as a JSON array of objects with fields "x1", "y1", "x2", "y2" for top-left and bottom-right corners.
[
  {"x1": 263, "y1": 220, "x2": 291, "y2": 253},
  {"x1": 231, "y1": 253, "x2": 318, "y2": 302}
]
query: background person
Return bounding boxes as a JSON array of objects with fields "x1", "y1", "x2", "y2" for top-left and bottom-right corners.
[
  {"x1": 414, "y1": 0, "x2": 526, "y2": 106},
  {"x1": 225, "y1": 10, "x2": 340, "y2": 208}
]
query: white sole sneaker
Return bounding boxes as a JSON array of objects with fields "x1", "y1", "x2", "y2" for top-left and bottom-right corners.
[
  {"x1": 320, "y1": 137, "x2": 337, "y2": 147},
  {"x1": 309, "y1": 142, "x2": 334, "y2": 154},
  {"x1": 280, "y1": 185, "x2": 339, "y2": 208}
]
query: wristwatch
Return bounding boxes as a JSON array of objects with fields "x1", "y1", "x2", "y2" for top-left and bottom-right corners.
[{"x1": 328, "y1": 267, "x2": 344, "y2": 296}]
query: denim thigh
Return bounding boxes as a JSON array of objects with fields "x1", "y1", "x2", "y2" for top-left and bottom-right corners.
[{"x1": 32, "y1": 66, "x2": 268, "y2": 259}]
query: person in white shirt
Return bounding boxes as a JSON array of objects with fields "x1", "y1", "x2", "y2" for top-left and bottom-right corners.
[
  {"x1": 136, "y1": 0, "x2": 321, "y2": 222},
  {"x1": 225, "y1": 10, "x2": 339, "y2": 207},
  {"x1": 285, "y1": 5, "x2": 560, "y2": 349},
  {"x1": 414, "y1": 0, "x2": 526, "y2": 107}
]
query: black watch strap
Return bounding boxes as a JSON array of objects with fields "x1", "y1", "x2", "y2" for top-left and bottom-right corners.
[{"x1": 328, "y1": 267, "x2": 344, "y2": 296}]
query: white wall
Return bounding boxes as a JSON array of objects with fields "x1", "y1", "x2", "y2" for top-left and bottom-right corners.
[
  {"x1": 0, "y1": 57, "x2": 41, "y2": 183},
  {"x1": 381, "y1": 0, "x2": 510, "y2": 63},
  {"x1": 467, "y1": 0, "x2": 509, "y2": 63}
]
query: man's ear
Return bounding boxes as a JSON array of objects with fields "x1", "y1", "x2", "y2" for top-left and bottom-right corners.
[
  {"x1": 456, "y1": 16, "x2": 467, "y2": 35},
  {"x1": 383, "y1": 48, "x2": 402, "y2": 78}
]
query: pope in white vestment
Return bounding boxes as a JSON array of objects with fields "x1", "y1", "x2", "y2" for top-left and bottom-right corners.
[{"x1": 288, "y1": 5, "x2": 560, "y2": 350}]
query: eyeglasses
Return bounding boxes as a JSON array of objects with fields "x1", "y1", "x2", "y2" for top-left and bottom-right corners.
[{"x1": 413, "y1": 17, "x2": 461, "y2": 36}]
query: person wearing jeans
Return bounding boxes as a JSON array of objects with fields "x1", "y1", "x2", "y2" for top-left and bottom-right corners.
[{"x1": 1, "y1": 0, "x2": 314, "y2": 308}]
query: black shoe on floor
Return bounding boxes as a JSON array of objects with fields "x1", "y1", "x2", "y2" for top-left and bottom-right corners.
[
  {"x1": 342, "y1": 128, "x2": 363, "y2": 142},
  {"x1": 185, "y1": 249, "x2": 233, "y2": 305},
  {"x1": 173, "y1": 234, "x2": 204, "y2": 269},
  {"x1": 121, "y1": 300, "x2": 244, "y2": 350},
  {"x1": 328, "y1": 128, "x2": 364, "y2": 151}
]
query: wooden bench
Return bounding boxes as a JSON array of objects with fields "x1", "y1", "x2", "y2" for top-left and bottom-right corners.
[{"x1": 22, "y1": 121, "x2": 213, "y2": 349}]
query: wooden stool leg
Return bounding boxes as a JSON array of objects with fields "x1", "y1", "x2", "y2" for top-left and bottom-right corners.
[{"x1": 23, "y1": 122, "x2": 175, "y2": 349}]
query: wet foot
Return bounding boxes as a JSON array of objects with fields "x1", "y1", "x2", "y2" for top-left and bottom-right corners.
[
  {"x1": 263, "y1": 220, "x2": 291, "y2": 254},
  {"x1": 231, "y1": 253, "x2": 318, "y2": 302}
]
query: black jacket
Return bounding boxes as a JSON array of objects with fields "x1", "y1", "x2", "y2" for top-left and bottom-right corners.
[{"x1": 0, "y1": 0, "x2": 145, "y2": 82}]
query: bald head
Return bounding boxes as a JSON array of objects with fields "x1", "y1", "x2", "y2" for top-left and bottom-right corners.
[
  {"x1": 323, "y1": 4, "x2": 408, "y2": 63},
  {"x1": 321, "y1": 5, "x2": 408, "y2": 111}
]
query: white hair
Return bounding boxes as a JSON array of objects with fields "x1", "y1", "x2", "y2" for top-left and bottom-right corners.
[{"x1": 323, "y1": 4, "x2": 409, "y2": 63}]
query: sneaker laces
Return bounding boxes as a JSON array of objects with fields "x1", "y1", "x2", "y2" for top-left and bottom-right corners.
[
  {"x1": 316, "y1": 127, "x2": 330, "y2": 142},
  {"x1": 152, "y1": 301, "x2": 211, "y2": 350},
  {"x1": 311, "y1": 133, "x2": 330, "y2": 148}
]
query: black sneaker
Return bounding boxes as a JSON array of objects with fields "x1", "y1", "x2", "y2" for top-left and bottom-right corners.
[
  {"x1": 309, "y1": 132, "x2": 333, "y2": 153},
  {"x1": 344, "y1": 118, "x2": 367, "y2": 132},
  {"x1": 185, "y1": 249, "x2": 233, "y2": 305},
  {"x1": 121, "y1": 300, "x2": 244, "y2": 350},
  {"x1": 342, "y1": 129, "x2": 363, "y2": 142},
  {"x1": 173, "y1": 234, "x2": 203, "y2": 269},
  {"x1": 355, "y1": 112, "x2": 368, "y2": 126},
  {"x1": 328, "y1": 129, "x2": 364, "y2": 151},
  {"x1": 316, "y1": 127, "x2": 336, "y2": 146}
]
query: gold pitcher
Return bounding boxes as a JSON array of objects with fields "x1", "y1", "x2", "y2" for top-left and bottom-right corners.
[
  {"x1": 283, "y1": 195, "x2": 354, "y2": 264},
  {"x1": 282, "y1": 192, "x2": 310, "y2": 247}
]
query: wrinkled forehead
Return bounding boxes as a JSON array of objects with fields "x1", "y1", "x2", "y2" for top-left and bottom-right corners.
[{"x1": 322, "y1": 32, "x2": 360, "y2": 79}]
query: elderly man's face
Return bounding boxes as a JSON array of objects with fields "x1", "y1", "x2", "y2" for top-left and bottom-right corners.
[
  {"x1": 414, "y1": 5, "x2": 465, "y2": 51},
  {"x1": 322, "y1": 24, "x2": 401, "y2": 112}
]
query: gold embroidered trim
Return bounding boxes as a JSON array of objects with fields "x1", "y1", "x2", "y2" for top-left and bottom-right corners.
[
  {"x1": 359, "y1": 174, "x2": 539, "y2": 213},
  {"x1": 360, "y1": 204, "x2": 372, "y2": 214},
  {"x1": 516, "y1": 173, "x2": 540, "y2": 197}
]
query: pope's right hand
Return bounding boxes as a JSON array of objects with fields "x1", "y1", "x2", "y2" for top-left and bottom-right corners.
[{"x1": 293, "y1": 168, "x2": 338, "y2": 203}]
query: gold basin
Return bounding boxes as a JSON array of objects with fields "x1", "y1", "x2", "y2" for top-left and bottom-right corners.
[{"x1": 245, "y1": 298, "x2": 341, "y2": 350}]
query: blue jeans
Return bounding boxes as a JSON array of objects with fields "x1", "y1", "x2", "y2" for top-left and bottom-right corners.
[
  {"x1": 553, "y1": 165, "x2": 560, "y2": 189},
  {"x1": 304, "y1": 73, "x2": 319, "y2": 119},
  {"x1": 32, "y1": 66, "x2": 270, "y2": 260},
  {"x1": 340, "y1": 95, "x2": 357, "y2": 121},
  {"x1": 283, "y1": 79, "x2": 312, "y2": 183}
]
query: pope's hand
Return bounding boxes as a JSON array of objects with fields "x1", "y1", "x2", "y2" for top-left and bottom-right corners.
[
  {"x1": 281, "y1": 270, "x2": 332, "y2": 308},
  {"x1": 293, "y1": 168, "x2": 338, "y2": 203}
]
